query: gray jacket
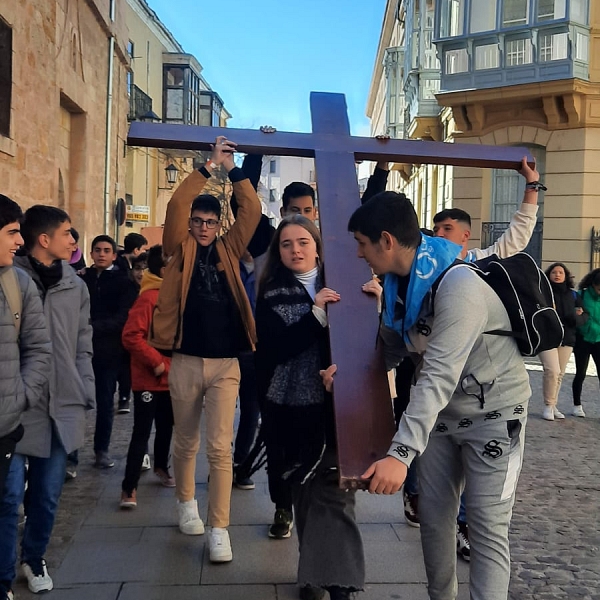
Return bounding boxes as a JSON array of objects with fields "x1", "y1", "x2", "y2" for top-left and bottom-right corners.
[
  {"x1": 387, "y1": 266, "x2": 531, "y2": 466},
  {"x1": 0, "y1": 266, "x2": 51, "y2": 439},
  {"x1": 14, "y1": 257, "x2": 95, "y2": 457}
]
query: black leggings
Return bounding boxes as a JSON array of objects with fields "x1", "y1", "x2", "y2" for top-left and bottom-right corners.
[
  {"x1": 572, "y1": 336, "x2": 600, "y2": 405},
  {"x1": 122, "y1": 390, "x2": 174, "y2": 494}
]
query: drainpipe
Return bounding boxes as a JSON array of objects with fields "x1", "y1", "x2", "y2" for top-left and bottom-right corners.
[{"x1": 103, "y1": 35, "x2": 115, "y2": 234}]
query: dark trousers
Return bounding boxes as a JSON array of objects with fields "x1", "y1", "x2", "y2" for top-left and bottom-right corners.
[
  {"x1": 0, "y1": 425, "x2": 23, "y2": 503},
  {"x1": 117, "y1": 352, "x2": 132, "y2": 401},
  {"x1": 233, "y1": 351, "x2": 261, "y2": 466},
  {"x1": 93, "y1": 353, "x2": 122, "y2": 455},
  {"x1": 572, "y1": 335, "x2": 600, "y2": 405},
  {"x1": 122, "y1": 390, "x2": 174, "y2": 494}
]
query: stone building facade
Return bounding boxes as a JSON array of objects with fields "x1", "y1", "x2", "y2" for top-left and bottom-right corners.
[{"x1": 0, "y1": 0, "x2": 130, "y2": 253}]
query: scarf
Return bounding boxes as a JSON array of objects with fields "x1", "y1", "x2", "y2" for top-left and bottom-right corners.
[
  {"x1": 383, "y1": 235, "x2": 461, "y2": 344},
  {"x1": 28, "y1": 256, "x2": 63, "y2": 291}
]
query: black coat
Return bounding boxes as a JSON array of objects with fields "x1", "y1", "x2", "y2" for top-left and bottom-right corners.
[
  {"x1": 551, "y1": 282, "x2": 577, "y2": 347},
  {"x1": 80, "y1": 266, "x2": 138, "y2": 357}
]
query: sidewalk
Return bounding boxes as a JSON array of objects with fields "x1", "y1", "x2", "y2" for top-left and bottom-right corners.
[{"x1": 11, "y1": 365, "x2": 600, "y2": 600}]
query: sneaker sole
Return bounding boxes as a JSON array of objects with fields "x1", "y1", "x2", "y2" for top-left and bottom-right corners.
[
  {"x1": 234, "y1": 483, "x2": 256, "y2": 490},
  {"x1": 117, "y1": 409, "x2": 131, "y2": 414},
  {"x1": 404, "y1": 516, "x2": 421, "y2": 528},
  {"x1": 210, "y1": 551, "x2": 233, "y2": 563},
  {"x1": 180, "y1": 523, "x2": 205, "y2": 535},
  {"x1": 120, "y1": 502, "x2": 137, "y2": 509},
  {"x1": 268, "y1": 528, "x2": 293, "y2": 539}
]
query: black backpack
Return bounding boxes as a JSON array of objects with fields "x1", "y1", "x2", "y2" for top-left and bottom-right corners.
[{"x1": 436, "y1": 253, "x2": 564, "y2": 356}]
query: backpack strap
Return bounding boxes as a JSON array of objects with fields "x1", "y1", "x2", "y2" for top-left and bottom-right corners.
[
  {"x1": 430, "y1": 259, "x2": 466, "y2": 309},
  {"x1": 0, "y1": 268, "x2": 22, "y2": 334}
]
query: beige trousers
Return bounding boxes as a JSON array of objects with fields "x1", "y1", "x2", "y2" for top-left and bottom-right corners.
[
  {"x1": 538, "y1": 346, "x2": 573, "y2": 406},
  {"x1": 169, "y1": 353, "x2": 240, "y2": 528}
]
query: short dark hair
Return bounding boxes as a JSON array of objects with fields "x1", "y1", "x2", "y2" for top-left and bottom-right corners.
[
  {"x1": 433, "y1": 208, "x2": 472, "y2": 228},
  {"x1": 281, "y1": 182, "x2": 315, "y2": 210},
  {"x1": 347, "y1": 191, "x2": 421, "y2": 249},
  {"x1": 191, "y1": 194, "x2": 221, "y2": 219},
  {"x1": 0, "y1": 194, "x2": 23, "y2": 229},
  {"x1": 147, "y1": 244, "x2": 165, "y2": 277},
  {"x1": 21, "y1": 205, "x2": 71, "y2": 251},
  {"x1": 91, "y1": 234, "x2": 117, "y2": 253},
  {"x1": 131, "y1": 251, "x2": 147, "y2": 267},
  {"x1": 123, "y1": 232, "x2": 147, "y2": 254},
  {"x1": 70, "y1": 227, "x2": 80, "y2": 243},
  {"x1": 578, "y1": 267, "x2": 600, "y2": 291}
]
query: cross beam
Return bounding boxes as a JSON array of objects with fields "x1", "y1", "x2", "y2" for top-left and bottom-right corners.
[{"x1": 127, "y1": 92, "x2": 533, "y2": 489}]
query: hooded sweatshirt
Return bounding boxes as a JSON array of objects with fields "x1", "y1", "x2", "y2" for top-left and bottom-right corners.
[{"x1": 122, "y1": 270, "x2": 170, "y2": 391}]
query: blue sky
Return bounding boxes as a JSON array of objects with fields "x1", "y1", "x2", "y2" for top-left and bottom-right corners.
[{"x1": 146, "y1": 0, "x2": 387, "y2": 135}]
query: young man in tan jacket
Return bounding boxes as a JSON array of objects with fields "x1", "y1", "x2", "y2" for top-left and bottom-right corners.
[{"x1": 150, "y1": 136, "x2": 261, "y2": 563}]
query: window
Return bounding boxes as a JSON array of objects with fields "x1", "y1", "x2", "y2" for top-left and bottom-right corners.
[
  {"x1": 444, "y1": 48, "x2": 469, "y2": 74},
  {"x1": 269, "y1": 159, "x2": 276, "y2": 174},
  {"x1": 505, "y1": 38, "x2": 533, "y2": 66},
  {"x1": 575, "y1": 31, "x2": 589, "y2": 61},
  {"x1": 538, "y1": 31, "x2": 568, "y2": 61},
  {"x1": 439, "y1": 0, "x2": 464, "y2": 38},
  {"x1": 421, "y1": 78, "x2": 440, "y2": 100},
  {"x1": 537, "y1": 0, "x2": 566, "y2": 21},
  {"x1": 470, "y1": 3, "x2": 496, "y2": 33},
  {"x1": 126, "y1": 41, "x2": 134, "y2": 97},
  {"x1": 475, "y1": 44, "x2": 500, "y2": 69},
  {"x1": 0, "y1": 18, "x2": 11, "y2": 137},
  {"x1": 570, "y1": 0, "x2": 588, "y2": 24},
  {"x1": 269, "y1": 189, "x2": 277, "y2": 203},
  {"x1": 502, "y1": 0, "x2": 529, "y2": 27}
]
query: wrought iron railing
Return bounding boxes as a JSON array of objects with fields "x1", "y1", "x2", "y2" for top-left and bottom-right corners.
[
  {"x1": 590, "y1": 227, "x2": 600, "y2": 270},
  {"x1": 481, "y1": 221, "x2": 543, "y2": 264}
]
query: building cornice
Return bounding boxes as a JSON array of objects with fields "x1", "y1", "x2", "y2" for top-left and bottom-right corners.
[
  {"x1": 436, "y1": 78, "x2": 600, "y2": 135},
  {"x1": 126, "y1": 0, "x2": 184, "y2": 52}
]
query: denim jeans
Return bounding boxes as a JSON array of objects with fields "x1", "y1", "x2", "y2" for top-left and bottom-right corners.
[
  {"x1": 233, "y1": 351, "x2": 260, "y2": 466},
  {"x1": 122, "y1": 390, "x2": 174, "y2": 494},
  {"x1": 0, "y1": 428, "x2": 68, "y2": 584},
  {"x1": 93, "y1": 353, "x2": 122, "y2": 454}
]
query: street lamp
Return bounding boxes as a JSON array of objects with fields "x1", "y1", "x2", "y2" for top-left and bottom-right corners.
[{"x1": 165, "y1": 163, "x2": 179, "y2": 186}]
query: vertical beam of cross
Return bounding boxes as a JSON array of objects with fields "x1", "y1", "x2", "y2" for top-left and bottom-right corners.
[{"x1": 310, "y1": 93, "x2": 395, "y2": 488}]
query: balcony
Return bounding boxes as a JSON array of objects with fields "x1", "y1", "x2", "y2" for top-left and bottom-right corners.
[
  {"x1": 128, "y1": 84, "x2": 153, "y2": 122},
  {"x1": 482, "y1": 221, "x2": 543, "y2": 264}
]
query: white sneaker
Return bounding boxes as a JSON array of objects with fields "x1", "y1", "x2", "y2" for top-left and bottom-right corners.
[
  {"x1": 22, "y1": 560, "x2": 54, "y2": 593},
  {"x1": 573, "y1": 405, "x2": 586, "y2": 418},
  {"x1": 209, "y1": 527, "x2": 233, "y2": 562},
  {"x1": 542, "y1": 406, "x2": 554, "y2": 421},
  {"x1": 553, "y1": 407, "x2": 565, "y2": 419},
  {"x1": 177, "y1": 499, "x2": 205, "y2": 535},
  {"x1": 141, "y1": 454, "x2": 151, "y2": 471}
]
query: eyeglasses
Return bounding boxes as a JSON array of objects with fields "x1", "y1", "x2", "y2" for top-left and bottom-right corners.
[{"x1": 190, "y1": 217, "x2": 219, "y2": 229}]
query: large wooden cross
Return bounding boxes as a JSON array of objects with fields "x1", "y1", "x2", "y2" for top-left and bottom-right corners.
[{"x1": 128, "y1": 92, "x2": 532, "y2": 489}]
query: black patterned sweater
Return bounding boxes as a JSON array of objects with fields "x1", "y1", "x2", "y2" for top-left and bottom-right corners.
[{"x1": 255, "y1": 265, "x2": 335, "y2": 484}]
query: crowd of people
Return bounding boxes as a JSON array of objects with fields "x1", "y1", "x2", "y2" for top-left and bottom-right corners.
[{"x1": 0, "y1": 136, "x2": 597, "y2": 600}]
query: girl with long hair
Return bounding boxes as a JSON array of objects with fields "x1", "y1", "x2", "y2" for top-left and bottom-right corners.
[
  {"x1": 538, "y1": 263, "x2": 577, "y2": 420},
  {"x1": 255, "y1": 215, "x2": 364, "y2": 600}
]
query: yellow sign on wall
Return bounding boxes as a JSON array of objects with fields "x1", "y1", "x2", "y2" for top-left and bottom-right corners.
[{"x1": 126, "y1": 205, "x2": 150, "y2": 222}]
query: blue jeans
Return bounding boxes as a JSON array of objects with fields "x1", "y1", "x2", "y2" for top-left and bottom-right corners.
[
  {"x1": 0, "y1": 429, "x2": 68, "y2": 584},
  {"x1": 93, "y1": 353, "x2": 122, "y2": 454}
]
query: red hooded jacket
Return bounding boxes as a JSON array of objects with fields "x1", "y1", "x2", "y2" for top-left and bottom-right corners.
[{"x1": 122, "y1": 271, "x2": 170, "y2": 391}]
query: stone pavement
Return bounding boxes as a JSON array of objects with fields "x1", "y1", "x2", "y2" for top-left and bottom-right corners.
[{"x1": 10, "y1": 361, "x2": 600, "y2": 600}]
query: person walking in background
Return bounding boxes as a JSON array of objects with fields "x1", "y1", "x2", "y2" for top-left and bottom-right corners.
[
  {"x1": 572, "y1": 267, "x2": 600, "y2": 418},
  {"x1": 80, "y1": 235, "x2": 138, "y2": 468},
  {"x1": 120, "y1": 245, "x2": 174, "y2": 509},
  {"x1": 3, "y1": 206, "x2": 94, "y2": 595},
  {"x1": 256, "y1": 216, "x2": 363, "y2": 600},
  {"x1": 68, "y1": 227, "x2": 86, "y2": 271},
  {"x1": 539, "y1": 263, "x2": 577, "y2": 421}
]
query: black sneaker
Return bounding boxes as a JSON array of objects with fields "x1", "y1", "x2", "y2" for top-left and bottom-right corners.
[
  {"x1": 403, "y1": 491, "x2": 420, "y2": 528},
  {"x1": 94, "y1": 452, "x2": 115, "y2": 469},
  {"x1": 268, "y1": 508, "x2": 293, "y2": 539},
  {"x1": 233, "y1": 473, "x2": 255, "y2": 490},
  {"x1": 456, "y1": 521, "x2": 471, "y2": 562},
  {"x1": 117, "y1": 398, "x2": 130, "y2": 414}
]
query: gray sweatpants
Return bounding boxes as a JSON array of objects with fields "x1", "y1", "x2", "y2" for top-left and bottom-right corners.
[{"x1": 418, "y1": 416, "x2": 526, "y2": 600}]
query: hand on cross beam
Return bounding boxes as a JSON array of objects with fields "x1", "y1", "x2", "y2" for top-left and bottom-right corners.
[
  {"x1": 361, "y1": 456, "x2": 407, "y2": 495},
  {"x1": 208, "y1": 135, "x2": 237, "y2": 172}
]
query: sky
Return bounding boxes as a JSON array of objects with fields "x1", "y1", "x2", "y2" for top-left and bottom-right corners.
[{"x1": 145, "y1": 0, "x2": 387, "y2": 136}]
